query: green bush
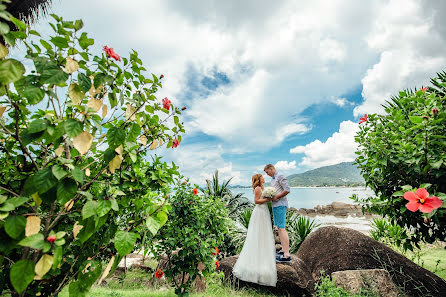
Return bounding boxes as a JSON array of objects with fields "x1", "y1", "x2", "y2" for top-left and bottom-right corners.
[
  {"x1": 0, "y1": 9, "x2": 183, "y2": 296},
  {"x1": 153, "y1": 182, "x2": 229, "y2": 296},
  {"x1": 353, "y1": 72, "x2": 446, "y2": 249}
]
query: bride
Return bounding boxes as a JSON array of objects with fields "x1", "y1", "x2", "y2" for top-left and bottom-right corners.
[{"x1": 232, "y1": 174, "x2": 277, "y2": 287}]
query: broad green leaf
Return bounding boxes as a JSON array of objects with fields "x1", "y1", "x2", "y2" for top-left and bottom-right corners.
[
  {"x1": 10, "y1": 260, "x2": 35, "y2": 293},
  {"x1": 10, "y1": 17, "x2": 26, "y2": 32},
  {"x1": 409, "y1": 116, "x2": 423, "y2": 124},
  {"x1": 78, "y1": 72, "x2": 91, "y2": 93},
  {"x1": 64, "y1": 119, "x2": 83, "y2": 137},
  {"x1": 0, "y1": 195, "x2": 6, "y2": 204},
  {"x1": 57, "y1": 178, "x2": 77, "y2": 204},
  {"x1": 108, "y1": 92, "x2": 117, "y2": 108},
  {"x1": 41, "y1": 67, "x2": 69, "y2": 85},
  {"x1": 74, "y1": 19, "x2": 84, "y2": 31},
  {"x1": 145, "y1": 215, "x2": 162, "y2": 236},
  {"x1": 0, "y1": 59, "x2": 25, "y2": 84},
  {"x1": 53, "y1": 246, "x2": 63, "y2": 270},
  {"x1": 82, "y1": 200, "x2": 97, "y2": 219},
  {"x1": 50, "y1": 36, "x2": 68, "y2": 48},
  {"x1": 97, "y1": 200, "x2": 112, "y2": 217},
  {"x1": 430, "y1": 160, "x2": 443, "y2": 169},
  {"x1": 5, "y1": 215, "x2": 26, "y2": 239},
  {"x1": 127, "y1": 123, "x2": 141, "y2": 142},
  {"x1": 79, "y1": 32, "x2": 94, "y2": 50},
  {"x1": 72, "y1": 167, "x2": 84, "y2": 182},
  {"x1": 8, "y1": 196, "x2": 30, "y2": 208},
  {"x1": 107, "y1": 127, "x2": 126, "y2": 150},
  {"x1": 32, "y1": 168, "x2": 58, "y2": 195},
  {"x1": 23, "y1": 85, "x2": 45, "y2": 105},
  {"x1": 110, "y1": 198, "x2": 119, "y2": 211},
  {"x1": 114, "y1": 231, "x2": 138, "y2": 256},
  {"x1": 18, "y1": 233, "x2": 45, "y2": 249},
  {"x1": 52, "y1": 165, "x2": 67, "y2": 180},
  {"x1": 28, "y1": 119, "x2": 48, "y2": 133}
]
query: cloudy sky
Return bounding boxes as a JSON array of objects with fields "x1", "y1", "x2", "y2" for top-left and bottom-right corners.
[{"x1": 29, "y1": 0, "x2": 446, "y2": 185}]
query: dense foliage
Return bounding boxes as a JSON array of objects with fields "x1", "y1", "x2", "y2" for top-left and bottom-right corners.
[
  {"x1": 353, "y1": 72, "x2": 446, "y2": 249},
  {"x1": 0, "y1": 9, "x2": 184, "y2": 296},
  {"x1": 153, "y1": 182, "x2": 228, "y2": 296}
]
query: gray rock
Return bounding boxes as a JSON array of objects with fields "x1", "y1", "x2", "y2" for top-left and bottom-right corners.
[
  {"x1": 332, "y1": 269, "x2": 399, "y2": 297},
  {"x1": 297, "y1": 226, "x2": 446, "y2": 297}
]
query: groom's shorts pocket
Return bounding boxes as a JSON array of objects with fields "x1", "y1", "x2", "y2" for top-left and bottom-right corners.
[{"x1": 272, "y1": 206, "x2": 287, "y2": 228}]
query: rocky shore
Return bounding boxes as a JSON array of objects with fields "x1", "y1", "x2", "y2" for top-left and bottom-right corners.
[{"x1": 290, "y1": 201, "x2": 374, "y2": 218}]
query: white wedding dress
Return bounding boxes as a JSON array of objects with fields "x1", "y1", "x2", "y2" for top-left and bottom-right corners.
[{"x1": 232, "y1": 192, "x2": 277, "y2": 287}]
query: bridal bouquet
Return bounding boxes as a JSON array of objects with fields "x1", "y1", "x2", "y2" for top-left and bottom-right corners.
[{"x1": 263, "y1": 187, "x2": 276, "y2": 199}]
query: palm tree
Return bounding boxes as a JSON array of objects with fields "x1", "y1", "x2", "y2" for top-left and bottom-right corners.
[{"x1": 7, "y1": 0, "x2": 52, "y2": 23}]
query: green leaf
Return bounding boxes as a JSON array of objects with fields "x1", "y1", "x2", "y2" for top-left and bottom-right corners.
[
  {"x1": 32, "y1": 168, "x2": 58, "y2": 195},
  {"x1": 0, "y1": 59, "x2": 25, "y2": 84},
  {"x1": 0, "y1": 43, "x2": 8, "y2": 59},
  {"x1": 108, "y1": 92, "x2": 117, "y2": 108},
  {"x1": 57, "y1": 178, "x2": 77, "y2": 204},
  {"x1": 52, "y1": 165, "x2": 67, "y2": 180},
  {"x1": 146, "y1": 215, "x2": 162, "y2": 236},
  {"x1": 8, "y1": 196, "x2": 30, "y2": 208},
  {"x1": 0, "y1": 202, "x2": 14, "y2": 211},
  {"x1": 110, "y1": 198, "x2": 119, "y2": 211},
  {"x1": 5, "y1": 215, "x2": 26, "y2": 239},
  {"x1": 409, "y1": 116, "x2": 423, "y2": 124},
  {"x1": 127, "y1": 123, "x2": 141, "y2": 142},
  {"x1": 430, "y1": 160, "x2": 443, "y2": 169},
  {"x1": 79, "y1": 32, "x2": 94, "y2": 50},
  {"x1": 97, "y1": 200, "x2": 112, "y2": 217},
  {"x1": 72, "y1": 167, "x2": 84, "y2": 182},
  {"x1": 0, "y1": 195, "x2": 6, "y2": 204},
  {"x1": 107, "y1": 127, "x2": 126, "y2": 150},
  {"x1": 41, "y1": 67, "x2": 69, "y2": 85},
  {"x1": 0, "y1": 22, "x2": 10, "y2": 35},
  {"x1": 64, "y1": 119, "x2": 83, "y2": 137},
  {"x1": 53, "y1": 246, "x2": 63, "y2": 270},
  {"x1": 74, "y1": 19, "x2": 84, "y2": 31},
  {"x1": 78, "y1": 72, "x2": 91, "y2": 93},
  {"x1": 40, "y1": 39, "x2": 52, "y2": 51},
  {"x1": 18, "y1": 233, "x2": 45, "y2": 249},
  {"x1": 82, "y1": 201, "x2": 97, "y2": 219},
  {"x1": 23, "y1": 85, "x2": 45, "y2": 105},
  {"x1": 10, "y1": 260, "x2": 35, "y2": 294},
  {"x1": 28, "y1": 119, "x2": 49, "y2": 133},
  {"x1": 50, "y1": 36, "x2": 69, "y2": 48},
  {"x1": 114, "y1": 231, "x2": 138, "y2": 256},
  {"x1": 10, "y1": 17, "x2": 26, "y2": 32}
]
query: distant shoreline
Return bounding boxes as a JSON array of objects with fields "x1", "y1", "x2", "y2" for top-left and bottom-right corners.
[{"x1": 230, "y1": 185, "x2": 368, "y2": 189}]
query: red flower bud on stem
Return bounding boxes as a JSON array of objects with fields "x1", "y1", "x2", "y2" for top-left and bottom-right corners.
[{"x1": 47, "y1": 236, "x2": 57, "y2": 243}]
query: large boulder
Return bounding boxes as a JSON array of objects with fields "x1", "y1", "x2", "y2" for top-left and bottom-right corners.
[
  {"x1": 297, "y1": 226, "x2": 446, "y2": 297},
  {"x1": 217, "y1": 255, "x2": 313, "y2": 296},
  {"x1": 332, "y1": 269, "x2": 399, "y2": 297}
]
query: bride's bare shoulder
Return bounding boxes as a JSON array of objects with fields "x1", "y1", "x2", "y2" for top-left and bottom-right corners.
[{"x1": 254, "y1": 186, "x2": 262, "y2": 193}]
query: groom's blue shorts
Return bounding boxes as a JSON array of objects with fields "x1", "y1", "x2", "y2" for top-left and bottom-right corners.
[{"x1": 272, "y1": 206, "x2": 287, "y2": 229}]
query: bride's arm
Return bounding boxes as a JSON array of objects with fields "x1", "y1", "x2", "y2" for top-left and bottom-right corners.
[{"x1": 254, "y1": 187, "x2": 270, "y2": 204}]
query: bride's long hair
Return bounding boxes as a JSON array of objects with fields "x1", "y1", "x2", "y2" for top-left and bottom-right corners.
[{"x1": 251, "y1": 174, "x2": 264, "y2": 191}]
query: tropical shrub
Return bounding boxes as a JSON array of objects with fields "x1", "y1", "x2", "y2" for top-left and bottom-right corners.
[
  {"x1": 286, "y1": 213, "x2": 320, "y2": 253},
  {"x1": 153, "y1": 182, "x2": 229, "y2": 296},
  {"x1": 353, "y1": 72, "x2": 446, "y2": 249},
  {"x1": 0, "y1": 10, "x2": 184, "y2": 296}
]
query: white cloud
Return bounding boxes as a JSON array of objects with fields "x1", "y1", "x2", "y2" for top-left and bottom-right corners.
[
  {"x1": 274, "y1": 160, "x2": 297, "y2": 171},
  {"x1": 329, "y1": 97, "x2": 354, "y2": 107},
  {"x1": 290, "y1": 121, "x2": 359, "y2": 169},
  {"x1": 354, "y1": 0, "x2": 446, "y2": 117}
]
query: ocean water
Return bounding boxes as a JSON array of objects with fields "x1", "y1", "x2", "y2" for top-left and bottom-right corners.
[
  {"x1": 231, "y1": 186, "x2": 375, "y2": 209},
  {"x1": 231, "y1": 186, "x2": 377, "y2": 232}
]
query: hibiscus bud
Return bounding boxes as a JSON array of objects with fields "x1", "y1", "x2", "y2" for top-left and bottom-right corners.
[
  {"x1": 181, "y1": 106, "x2": 187, "y2": 111},
  {"x1": 47, "y1": 236, "x2": 57, "y2": 243},
  {"x1": 160, "y1": 74, "x2": 164, "y2": 79},
  {"x1": 432, "y1": 108, "x2": 439, "y2": 116},
  {"x1": 424, "y1": 217, "x2": 431, "y2": 224}
]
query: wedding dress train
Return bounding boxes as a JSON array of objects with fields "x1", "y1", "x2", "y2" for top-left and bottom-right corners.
[{"x1": 232, "y1": 200, "x2": 277, "y2": 287}]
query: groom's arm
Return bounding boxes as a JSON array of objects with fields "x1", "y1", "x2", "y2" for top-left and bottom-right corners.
[{"x1": 272, "y1": 175, "x2": 290, "y2": 201}]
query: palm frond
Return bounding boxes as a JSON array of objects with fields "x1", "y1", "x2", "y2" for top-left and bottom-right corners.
[{"x1": 7, "y1": 0, "x2": 52, "y2": 23}]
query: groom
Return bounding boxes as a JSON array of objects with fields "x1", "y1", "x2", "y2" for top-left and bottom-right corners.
[{"x1": 264, "y1": 164, "x2": 291, "y2": 263}]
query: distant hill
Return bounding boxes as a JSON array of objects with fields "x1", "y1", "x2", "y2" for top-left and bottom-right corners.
[{"x1": 287, "y1": 162, "x2": 365, "y2": 187}]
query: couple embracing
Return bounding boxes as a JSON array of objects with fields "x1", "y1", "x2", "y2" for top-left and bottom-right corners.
[{"x1": 232, "y1": 164, "x2": 291, "y2": 287}]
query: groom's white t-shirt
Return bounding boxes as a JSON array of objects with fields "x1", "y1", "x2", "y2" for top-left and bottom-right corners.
[{"x1": 271, "y1": 172, "x2": 290, "y2": 208}]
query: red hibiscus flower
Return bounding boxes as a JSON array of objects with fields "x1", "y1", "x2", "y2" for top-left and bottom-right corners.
[
  {"x1": 404, "y1": 188, "x2": 443, "y2": 213},
  {"x1": 359, "y1": 114, "x2": 368, "y2": 124},
  {"x1": 212, "y1": 246, "x2": 219, "y2": 256},
  {"x1": 162, "y1": 97, "x2": 171, "y2": 110},
  {"x1": 155, "y1": 268, "x2": 163, "y2": 279},
  {"x1": 172, "y1": 138, "x2": 179, "y2": 148},
  {"x1": 47, "y1": 235, "x2": 57, "y2": 243},
  {"x1": 215, "y1": 261, "x2": 220, "y2": 269},
  {"x1": 103, "y1": 46, "x2": 121, "y2": 61},
  {"x1": 420, "y1": 87, "x2": 428, "y2": 92},
  {"x1": 193, "y1": 188, "x2": 198, "y2": 195}
]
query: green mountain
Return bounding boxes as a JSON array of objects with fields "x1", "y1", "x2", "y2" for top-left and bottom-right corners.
[{"x1": 286, "y1": 162, "x2": 365, "y2": 187}]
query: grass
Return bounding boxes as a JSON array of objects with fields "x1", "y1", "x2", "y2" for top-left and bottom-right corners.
[{"x1": 403, "y1": 243, "x2": 446, "y2": 279}]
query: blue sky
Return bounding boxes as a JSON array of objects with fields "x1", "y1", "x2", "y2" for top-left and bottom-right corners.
[{"x1": 26, "y1": 0, "x2": 446, "y2": 185}]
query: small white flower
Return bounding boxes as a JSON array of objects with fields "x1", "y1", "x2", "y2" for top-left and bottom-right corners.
[{"x1": 263, "y1": 187, "x2": 276, "y2": 199}]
